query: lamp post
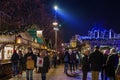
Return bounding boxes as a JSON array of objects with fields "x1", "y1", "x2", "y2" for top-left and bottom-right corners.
[
  {"x1": 53, "y1": 21, "x2": 59, "y2": 52},
  {"x1": 53, "y1": 5, "x2": 59, "y2": 52}
]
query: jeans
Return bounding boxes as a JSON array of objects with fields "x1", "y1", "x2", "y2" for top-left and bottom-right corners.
[
  {"x1": 64, "y1": 62, "x2": 69, "y2": 74},
  {"x1": 101, "y1": 69, "x2": 107, "y2": 80},
  {"x1": 70, "y1": 61, "x2": 75, "y2": 72},
  {"x1": 82, "y1": 71, "x2": 88, "y2": 80},
  {"x1": 41, "y1": 73, "x2": 46, "y2": 80},
  {"x1": 26, "y1": 70, "x2": 33, "y2": 80},
  {"x1": 12, "y1": 64, "x2": 18, "y2": 76},
  {"x1": 108, "y1": 77, "x2": 114, "y2": 80}
]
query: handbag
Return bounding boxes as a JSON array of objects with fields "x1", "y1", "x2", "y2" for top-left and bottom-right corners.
[{"x1": 36, "y1": 57, "x2": 44, "y2": 67}]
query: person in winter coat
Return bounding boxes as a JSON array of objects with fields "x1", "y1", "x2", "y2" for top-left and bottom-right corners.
[
  {"x1": 18, "y1": 50, "x2": 24, "y2": 74},
  {"x1": 24, "y1": 47, "x2": 36, "y2": 80},
  {"x1": 52, "y1": 52, "x2": 57, "y2": 68},
  {"x1": 64, "y1": 50, "x2": 70, "y2": 74},
  {"x1": 69, "y1": 49, "x2": 75, "y2": 73},
  {"x1": 105, "y1": 48, "x2": 119, "y2": 80},
  {"x1": 101, "y1": 49, "x2": 109, "y2": 80},
  {"x1": 38, "y1": 50, "x2": 50, "y2": 80},
  {"x1": 89, "y1": 46, "x2": 104, "y2": 80},
  {"x1": 11, "y1": 50, "x2": 19, "y2": 77},
  {"x1": 74, "y1": 50, "x2": 80, "y2": 71},
  {"x1": 82, "y1": 49, "x2": 90, "y2": 80}
]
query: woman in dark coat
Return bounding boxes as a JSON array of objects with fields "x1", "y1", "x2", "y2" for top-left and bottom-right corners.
[
  {"x1": 105, "y1": 48, "x2": 119, "y2": 80},
  {"x1": 38, "y1": 50, "x2": 50, "y2": 80},
  {"x1": 82, "y1": 50, "x2": 90, "y2": 80},
  {"x1": 101, "y1": 49, "x2": 109, "y2": 80}
]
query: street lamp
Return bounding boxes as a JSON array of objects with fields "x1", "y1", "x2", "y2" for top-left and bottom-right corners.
[
  {"x1": 54, "y1": 5, "x2": 58, "y2": 11},
  {"x1": 53, "y1": 5, "x2": 60, "y2": 52},
  {"x1": 53, "y1": 21, "x2": 59, "y2": 52},
  {"x1": 52, "y1": 21, "x2": 58, "y2": 26}
]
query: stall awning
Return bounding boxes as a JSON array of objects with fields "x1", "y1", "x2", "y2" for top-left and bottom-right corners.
[
  {"x1": 28, "y1": 29, "x2": 44, "y2": 44},
  {"x1": 28, "y1": 29, "x2": 36, "y2": 38},
  {"x1": 36, "y1": 37, "x2": 43, "y2": 44}
]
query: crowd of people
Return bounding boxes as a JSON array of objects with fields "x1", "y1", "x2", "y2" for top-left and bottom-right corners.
[
  {"x1": 63, "y1": 46, "x2": 120, "y2": 80},
  {"x1": 64, "y1": 49, "x2": 81, "y2": 74},
  {"x1": 10, "y1": 45, "x2": 120, "y2": 80},
  {"x1": 11, "y1": 47, "x2": 63, "y2": 80}
]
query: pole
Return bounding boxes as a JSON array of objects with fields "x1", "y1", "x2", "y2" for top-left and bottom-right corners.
[{"x1": 55, "y1": 30, "x2": 57, "y2": 52}]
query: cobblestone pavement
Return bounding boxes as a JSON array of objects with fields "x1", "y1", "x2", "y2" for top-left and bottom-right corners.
[{"x1": 9, "y1": 64, "x2": 101, "y2": 80}]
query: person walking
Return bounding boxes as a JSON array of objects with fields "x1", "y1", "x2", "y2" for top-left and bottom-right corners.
[
  {"x1": 18, "y1": 50, "x2": 24, "y2": 74},
  {"x1": 74, "y1": 50, "x2": 80, "y2": 71},
  {"x1": 69, "y1": 49, "x2": 75, "y2": 74},
  {"x1": 105, "y1": 48, "x2": 119, "y2": 80},
  {"x1": 89, "y1": 46, "x2": 104, "y2": 80},
  {"x1": 11, "y1": 50, "x2": 19, "y2": 77},
  {"x1": 64, "y1": 49, "x2": 70, "y2": 74},
  {"x1": 38, "y1": 50, "x2": 50, "y2": 80},
  {"x1": 53, "y1": 52, "x2": 57, "y2": 68},
  {"x1": 24, "y1": 47, "x2": 36, "y2": 80},
  {"x1": 81, "y1": 49, "x2": 90, "y2": 80},
  {"x1": 101, "y1": 49, "x2": 109, "y2": 80}
]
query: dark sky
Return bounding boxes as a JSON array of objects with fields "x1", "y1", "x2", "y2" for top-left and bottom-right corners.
[{"x1": 52, "y1": 0, "x2": 120, "y2": 42}]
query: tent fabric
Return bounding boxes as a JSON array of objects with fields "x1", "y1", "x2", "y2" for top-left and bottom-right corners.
[
  {"x1": 36, "y1": 37, "x2": 43, "y2": 44},
  {"x1": 28, "y1": 29, "x2": 44, "y2": 44}
]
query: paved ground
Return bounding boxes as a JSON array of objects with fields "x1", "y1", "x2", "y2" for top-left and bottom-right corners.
[{"x1": 9, "y1": 64, "x2": 101, "y2": 80}]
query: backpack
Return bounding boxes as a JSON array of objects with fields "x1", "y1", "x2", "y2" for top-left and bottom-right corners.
[{"x1": 26, "y1": 59, "x2": 34, "y2": 69}]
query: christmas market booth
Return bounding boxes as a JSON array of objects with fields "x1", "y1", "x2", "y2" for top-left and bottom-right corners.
[
  {"x1": 0, "y1": 32, "x2": 33, "y2": 78},
  {"x1": 0, "y1": 35, "x2": 15, "y2": 78}
]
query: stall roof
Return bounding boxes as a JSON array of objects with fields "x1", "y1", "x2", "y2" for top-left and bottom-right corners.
[
  {"x1": 20, "y1": 32, "x2": 32, "y2": 41},
  {"x1": 0, "y1": 35, "x2": 15, "y2": 43}
]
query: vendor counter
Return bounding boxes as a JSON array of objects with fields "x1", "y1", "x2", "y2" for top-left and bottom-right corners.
[{"x1": 0, "y1": 61, "x2": 12, "y2": 79}]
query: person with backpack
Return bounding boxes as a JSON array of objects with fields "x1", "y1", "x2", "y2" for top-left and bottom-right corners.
[{"x1": 24, "y1": 47, "x2": 36, "y2": 80}]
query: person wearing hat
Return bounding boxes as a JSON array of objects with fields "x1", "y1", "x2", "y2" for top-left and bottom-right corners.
[{"x1": 89, "y1": 46, "x2": 104, "y2": 80}]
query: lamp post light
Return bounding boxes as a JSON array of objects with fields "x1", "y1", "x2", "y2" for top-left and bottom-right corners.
[
  {"x1": 52, "y1": 21, "x2": 58, "y2": 26},
  {"x1": 54, "y1": 5, "x2": 58, "y2": 11}
]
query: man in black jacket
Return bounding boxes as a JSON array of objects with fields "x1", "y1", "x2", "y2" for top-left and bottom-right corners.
[
  {"x1": 89, "y1": 46, "x2": 104, "y2": 80},
  {"x1": 11, "y1": 50, "x2": 19, "y2": 77}
]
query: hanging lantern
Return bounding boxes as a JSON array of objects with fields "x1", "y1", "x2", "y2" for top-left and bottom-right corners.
[{"x1": 16, "y1": 35, "x2": 22, "y2": 44}]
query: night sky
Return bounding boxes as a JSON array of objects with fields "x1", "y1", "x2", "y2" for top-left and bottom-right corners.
[{"x1": 52, "y1": 0, "x2": 120, "y2": 42}]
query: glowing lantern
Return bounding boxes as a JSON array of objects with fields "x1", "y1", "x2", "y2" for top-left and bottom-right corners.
[{"x1": 16, "y1": 35, "x2": 22, "y2": 44}]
